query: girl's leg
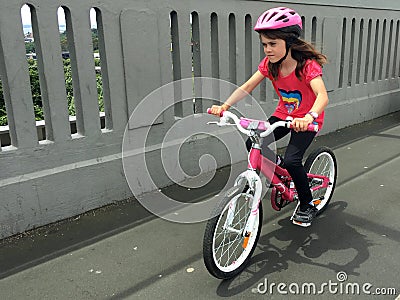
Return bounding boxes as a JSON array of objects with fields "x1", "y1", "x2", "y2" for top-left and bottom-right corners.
[{"x1": 283, "y1": 130, "x2": 317, "y2": 210}]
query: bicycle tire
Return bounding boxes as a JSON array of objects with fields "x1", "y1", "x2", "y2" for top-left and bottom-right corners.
[
  {"x1": 203, "y1": 184, "x2": 263, "y2": 279},
  {"x1": 304, "y1": 146, "x2": 337, "y2": 215}
]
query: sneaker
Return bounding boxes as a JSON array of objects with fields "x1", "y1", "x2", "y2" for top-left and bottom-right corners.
[{"x1": 292, "y1": 205, "x2": 318, "y2": 227}]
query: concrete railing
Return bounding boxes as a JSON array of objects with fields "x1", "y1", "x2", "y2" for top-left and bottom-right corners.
[{"x1": 0, "y1": 0, "x2": 399, "y2": 238}]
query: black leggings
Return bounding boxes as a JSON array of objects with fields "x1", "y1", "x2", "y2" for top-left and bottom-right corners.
[{"x1": 246, "y1": 116, "x2": 316, "y2": 208}]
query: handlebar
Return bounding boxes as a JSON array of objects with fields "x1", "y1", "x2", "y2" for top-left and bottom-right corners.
[{"x1": 206, "y1": 108, "x2": 318, "y2": 137}]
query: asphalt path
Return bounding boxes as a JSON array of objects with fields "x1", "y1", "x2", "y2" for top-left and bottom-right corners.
[{"x1": 0, "y1": 112, "x2": 399, "y2": 300}]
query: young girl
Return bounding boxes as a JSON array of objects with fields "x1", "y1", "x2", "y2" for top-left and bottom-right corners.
[{"x1": 209, "y1": 7, "x2": 329, "y2": 226}]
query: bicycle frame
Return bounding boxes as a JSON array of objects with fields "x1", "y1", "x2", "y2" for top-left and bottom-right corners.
[
  {"x1": 233, "y1": 136, "x2": 331, "y2": 240},
  {"x1": 248, "y1": 145, "x2": 331, "y2": 203}
]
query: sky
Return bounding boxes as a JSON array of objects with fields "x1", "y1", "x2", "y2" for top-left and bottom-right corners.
[{"x1": 20, "y1": 4, "x2": 97, "y2": 27}]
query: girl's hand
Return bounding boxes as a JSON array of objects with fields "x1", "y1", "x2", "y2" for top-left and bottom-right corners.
[
  {"x1": 292, "y1": 114, "x2": 314, "y2": 132},
  {"x1": 209, "y1": 104, "x2": 230, "y2": 116}
]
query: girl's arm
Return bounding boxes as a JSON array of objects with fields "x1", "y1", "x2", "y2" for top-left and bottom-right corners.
[
  {"x1": 308, "y1": 76, "x2": 329, "y2": 115},
  {"x1": 292, "y1": 75, "x2": 329, "y2": 132},
  {"x1": 209, "y1": 70, "x2": 265, "y2": 115}
]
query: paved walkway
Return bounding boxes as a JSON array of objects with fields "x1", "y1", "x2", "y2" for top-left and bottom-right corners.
[{"x1": 0, "y1": 112, "x2": 399, "y2": 299}]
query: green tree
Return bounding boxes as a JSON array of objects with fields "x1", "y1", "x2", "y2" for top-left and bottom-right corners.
[
  {"x1": 60, "y1": 31, "x2": 68, "y2": 52},
  {"x1": 0, "y1": 61, "x2": 44, "y2": 126},
  {"x1": 25, "y1": 42, "x2": 35, "y2": 54},
  {"x1": 63, "y1": 58, "x2": 75, "y2": 115},
  {"x1": 59, "y1": 29, "x2": 99, "y2": 53},
  {"x1": 0, "y1": 79, "x2": 6, "y2": 126},
  {"x1": 96, "y1": 72, "x2": 103, "y2": 112},
  {"x1": 0, "y1": 58, "x2": 104, "y2": 126},
  {"x1": 63, "y1": 59, "x2": 104, "y2": 115},
  {"x1": 28, "y1": 59, "x2": 44, "y2": 121},
  {"x1": 91, "y1": 28, "x2": 99, "y2": 52}
]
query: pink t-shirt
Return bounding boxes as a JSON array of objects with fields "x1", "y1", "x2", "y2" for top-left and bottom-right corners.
[{"x1": 258, "y1": 57, "x2": 324, "y2": 127}]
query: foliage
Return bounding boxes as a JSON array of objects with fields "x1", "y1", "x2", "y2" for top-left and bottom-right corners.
[
  {"x1": 0, "y1": 80, "x2": 6, "y2": 126},
  {"x1": 63, "y1": 59, "x2": 75, "y2": 116},
  {"x1": 0, "y1": 29, "x2": 103, "y2": 126},
  {"x1": 1, "y1": 29, "x2": 103, "y2": 126},
  {"x1": 52, "y1": 28, "x2": 99, "y2": 54},
  {"x1": 25, "y1": 42, "x2": 35, "y2": 54},
  {"x1": 91, "y1": 28, "x2": 99, "y2": 52},
  {"x1": 28, "y1": 58, "x2": 45, "y2": 121},
  {"x1": 0, "y1": 59, "x2": 104, "y2": 126},
  {"x1": 96, "y1": 72, "x2": 104, "y2": 112}
]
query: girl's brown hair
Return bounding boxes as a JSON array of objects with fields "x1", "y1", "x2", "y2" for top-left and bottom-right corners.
[{"x1": 258, "y1": 30, "x2": 327, "y2": 81}]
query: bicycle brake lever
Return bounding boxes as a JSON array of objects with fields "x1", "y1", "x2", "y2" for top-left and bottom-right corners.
[{"x1": 207, "y1": 120, "x2": 231, "y2": 126}]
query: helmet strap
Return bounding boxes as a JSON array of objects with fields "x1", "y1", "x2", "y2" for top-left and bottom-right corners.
[
  {"x1": 271, "y1": 36, "x2": 297, "y2": 65},
  {"x1": 276, "y1": 47, "x2": 290, "y2": 65}
]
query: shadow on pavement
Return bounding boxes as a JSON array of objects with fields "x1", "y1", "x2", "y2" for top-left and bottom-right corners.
[{"x1": 216, "y1": 201, "x2": 376, "y2": 297}]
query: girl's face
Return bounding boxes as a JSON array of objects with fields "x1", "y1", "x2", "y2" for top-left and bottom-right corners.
[{"x1": 260, "y1": 35, "x2": 286, "y2": 63}]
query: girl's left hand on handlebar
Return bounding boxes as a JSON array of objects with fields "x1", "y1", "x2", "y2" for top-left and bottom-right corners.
[{"x1": 292, "y1": 115, "x2": 314, "y2": 132}]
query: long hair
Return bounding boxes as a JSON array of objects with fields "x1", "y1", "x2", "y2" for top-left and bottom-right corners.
[{"x1": 258, "y1": 30, "x2": 327, "y2": 81}]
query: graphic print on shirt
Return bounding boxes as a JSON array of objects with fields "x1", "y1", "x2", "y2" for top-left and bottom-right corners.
[{"x1": 278, "y1": 89, "x2": 302, "y2": 114}]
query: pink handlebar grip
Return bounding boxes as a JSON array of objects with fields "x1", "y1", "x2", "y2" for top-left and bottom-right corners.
[
  {"x1": 290, "y1": 124, "x2": 319, "y2": 132},
  {"x1": 307, "y1": 124, "x2": 319, "y2": 132},
  {"x1": 290, "y1": 123, "x2": 319, "y2": 132}
]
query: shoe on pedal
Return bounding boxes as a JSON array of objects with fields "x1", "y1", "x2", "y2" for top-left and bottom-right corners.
[{"x1": 292, "y1": 204, "x2": 318, "y2": 227}]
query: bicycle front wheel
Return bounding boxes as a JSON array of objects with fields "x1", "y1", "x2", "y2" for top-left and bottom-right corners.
[{"x1": 203, "y1": 184, "x2": 263, "y2": 279}]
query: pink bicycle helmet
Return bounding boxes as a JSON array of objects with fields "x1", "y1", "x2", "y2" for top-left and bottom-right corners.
[{"x1": 254, "y1": 7, "x2": 302, "y2": 37}]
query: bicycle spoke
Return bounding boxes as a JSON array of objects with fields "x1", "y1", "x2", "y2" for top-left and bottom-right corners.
[
  {"x1": 215, "y1": 233, "x2": 240, "y2": 253},
  {"x1": 212, "y1": 195, "x2": 256, "y2": 267},
  {"x1": 216, "y1": 234, "x2": 241, "y2": 266},
  {"x1": 307, "y1": 149, "x2": 336, "y2": 211},
  {"x1": 214, "y1": 204, "x2": 248, "y2": 240},
  {"x1": 224, "y1": 237, "x2": 245, "y2": 267}
]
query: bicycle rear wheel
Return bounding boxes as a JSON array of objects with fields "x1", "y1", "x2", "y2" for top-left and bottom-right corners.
[
  {"x1": 304, "y1": 146, "x2": 337, "y2": 214},
  {"x1": 203, "y1": 184, "x2": 263, "y2": 279}
]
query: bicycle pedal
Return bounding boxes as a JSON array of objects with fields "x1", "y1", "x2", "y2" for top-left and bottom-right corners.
[{"x1": 292, "y1": 219, "x2": 312, "y2": 227}]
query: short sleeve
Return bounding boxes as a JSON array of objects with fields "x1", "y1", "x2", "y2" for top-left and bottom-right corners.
[
  {"x1": 258, "y1": 57, "x2": 271, "y2": 79},
  {"x1": 304, "y1": 60, "x2": 323, "y2": 84}
]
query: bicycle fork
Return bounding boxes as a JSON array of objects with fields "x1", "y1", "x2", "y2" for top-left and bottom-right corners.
[{"x1": 223, "y1": 170, "x2": 262, "y2": 249}]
